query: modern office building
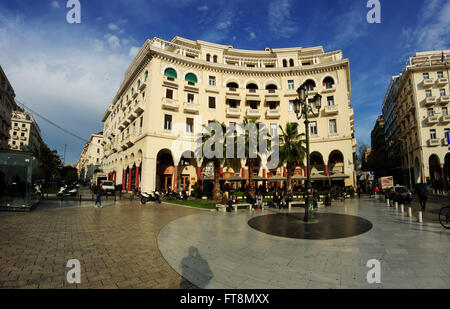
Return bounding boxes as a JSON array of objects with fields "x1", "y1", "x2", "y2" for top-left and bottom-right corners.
[
  {"x1": 100, "y1": 36, "x2": 356, "y2": 193},
  {"x1": 0, "y1": 66, "x2": 19, "y2": 150},
  {"x1": 382, "y1": 50, "x2": 450, "y2": 187},
  {"x1": 8, "y1": 109, "x2": 43, "y2": 153},
  {"x1": 76, "y1": 132, "x2": 104, "y2": 183}
]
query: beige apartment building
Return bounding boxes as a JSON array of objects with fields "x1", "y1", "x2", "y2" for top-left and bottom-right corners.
[
  {"x1": 8, "y1": 109, "x2": 43, "y2": 153},
  {"x1": 0, "y1": 66, "x2": 18, "y2": 150},
  {"x1": 76, "y1": 132, "x2": 104, "y2": 182},
  {"x1": 101, "y1": 36, "x2": 356, "y2": 193},
  {"x1": 383, "y1": 50, "x2": 450, "y2": 187}
]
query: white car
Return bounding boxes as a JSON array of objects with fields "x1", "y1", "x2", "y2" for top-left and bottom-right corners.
[{"x1": 100, "y1": 181, "x2": 116, "y2": 195}]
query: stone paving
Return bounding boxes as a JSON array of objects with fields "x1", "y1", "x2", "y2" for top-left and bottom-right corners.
[
  {"x1": 158, "y1": 197, "x2": 450, "y2": 289},
  {"x1": 0, "y1": 200, "x2": 202, "y2": 289}
]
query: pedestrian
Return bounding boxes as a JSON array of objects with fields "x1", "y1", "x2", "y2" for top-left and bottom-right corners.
[
  {"x1": 357, "y1": 186, "x2": 361, "y2": 199},
  {"x1": 95, "y1": 190, "x2": 103, "y2": 208},
  {"x1": 418, "y1": 182, "x2": 428, "y2": 211}
]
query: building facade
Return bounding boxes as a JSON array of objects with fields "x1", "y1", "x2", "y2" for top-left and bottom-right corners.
[
  {"x1": 8, "y1": 109, "x2": 43, "y2": 153},
  {"x1": 382, "y1": 50, "x2": 450, "y2": 188},
  {"x1": 76, "y1": 132, "x2": 104, "y2": 182},
  {"x1": 0, "y1": 66, "x2": 18, "y2": 150},
  {"x1": 101, "y1": 36, "x2": 356, "y2": 193}
]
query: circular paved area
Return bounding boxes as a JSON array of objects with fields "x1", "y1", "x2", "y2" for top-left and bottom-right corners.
[
  {"x1": 248, "y1": 213, "x2": 373, "y2": 240},
  {"x1": 158, "y1": 198, "x2": 450, "y2": 289}
]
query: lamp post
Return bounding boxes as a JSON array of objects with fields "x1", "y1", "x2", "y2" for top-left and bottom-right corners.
[{"x1": 293, "y1": 82, "x2": 322, "y2": 222}]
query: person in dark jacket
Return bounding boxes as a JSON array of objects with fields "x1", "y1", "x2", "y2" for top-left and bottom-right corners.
[{"x1": 417, "y1": 182, "x2": 428, "y2": 211}]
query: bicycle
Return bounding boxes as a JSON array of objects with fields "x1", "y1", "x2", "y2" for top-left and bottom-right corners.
[{"x1": 439, "y1": 206, "x2": 450, "y2": 229}]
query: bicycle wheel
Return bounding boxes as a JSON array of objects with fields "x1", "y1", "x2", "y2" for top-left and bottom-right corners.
[{"x1": 439, "y1": 207, "x2": 450, "y2": 229}]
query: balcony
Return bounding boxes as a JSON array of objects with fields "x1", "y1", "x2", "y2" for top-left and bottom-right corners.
[
  {"x1": 321, "y1": 85, "x2": 336, "y2": 94},
  {"x1": 134, "y1": 101, "x2": 145, "y2": 115},
  {"x1": 437, "y1": 78, "x2": 448, "y2": 86},
  {"x1": 12, "y1": 136, "x2": 18, "y2": 140},
  {"x1": 427, "y1": 115, "x2": 439, "y2": 125},
  {"x1": 183, "y1": 102, "x2": 200, "y2": 114},
  {"x1": 226, "y1": 88, "x2": 241, "y2": 100},
  {"x1": 20, "y1": 136, "x2": 26, "y2": 141},
  {"x1": 442, "y1": 138, "x2": 449, "y2": 146},
  {"x1": 265, "y1": 90, "x2": 280, "y2": 101},
  {"x1": 307, "y1": 109, "x2": 320, "y2": 118},
  {"x1": 162, "y1": 98, "x2": 179, "y2": 111},
  {"x1": 438, "y1": 95, "x2": 450, "y2": 104},
  {"x1": 138, "y1": 82, "x2": 147, "y2": 91},
  {"x1": 21, "y1": 127, "x2": 27, "y2": 131},
  {"x1": 266, "y1": 109, "x2": 281, "y2": 119},
  {"x1": 424, "y1": 96, "x2": 437, "y2": 106},
  {"x1": 226, "y1": 107, "x2": 241, "y2": 118},
  {"x1": 324, "y1": 105, "x2": 339, "y2": 115},
  {"x1": 442, "y1": 115, "x2": 450, "y2": 123},
  {"x1": 162, "y1": 76, "x2": 178, "y2": 88},
  {"x1": 127, "y1": 111, "x2": 137, "y2": 122},
  {"x1": 428, "y1": 139, "x2": 440, "y2": 147},
  {"x1": 246, "y1": 108, "x2": 261, "y2": 119},
  {"x1": 13, "y1": 126, "x2": 19, "y2": 131},
  {"x1": 246, "y1": 89, "x2": 262, "y2": 101},
  {"x1": 132, "y1": 91, "x2": 139, "y2": 99},
  {"x1": 423, "y1": 79, "x2": 434, "y2": 88}
]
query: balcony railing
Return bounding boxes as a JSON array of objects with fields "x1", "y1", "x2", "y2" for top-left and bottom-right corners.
[
  {"x1": 442, "y1": 115, "x2": 450, "y2": 123},
  {"x1": 246, "y1": 108, "x2": 261, "y2": 119},
  {"x1": 183, "y1": 102, "x2": 200, "y2": 114},
  {"x1": 428, "y1": 138, "x2": 440, "y2": 147},
  {"x1": 324, "y1": 105, "x2": 339, "y2": 115},
  {"x1": 226, "y1": 107, "x2": 241, "y2": 118},
  {"x1": 424, "y1": 96, "x2": 437, "y2": 106},
  {"x1": 162, "y1": 98, "x2": 179, "y2": 110},
  {"x1": 266, "y1": 109, "x2": 281, "y2": 119},
  {"x1": 423, "y1": 78, "x2": 435, "y2": 88},
  {"x1": 427, "y1": 115, "x2": 439, "y2": 125},
  {"x1": 438, "y1": 95, "x2": 450, "y2": 104},
  {"x1": 437, "y1": 78, "x2": 448, "y2": 86}
]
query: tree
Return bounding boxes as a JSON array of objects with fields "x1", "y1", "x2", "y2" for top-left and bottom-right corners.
[
  {"x1": 278, "y1": 123, "x2": 306, "y2": 191},
  {"x1": 34, "y1": 143, "x2": 61, "y2": 183},
  {"x1": 357, "y1": 142, "x2": 369, "y2": 170}
]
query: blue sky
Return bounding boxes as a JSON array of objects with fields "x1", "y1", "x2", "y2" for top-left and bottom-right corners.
[{"x1": 0, "y1": 0, "x2": 449, "y2": 164}]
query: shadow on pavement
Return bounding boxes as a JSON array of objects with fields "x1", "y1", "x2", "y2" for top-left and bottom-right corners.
[{"x1": 180, "y1": 247, "x2": 213, "y2": 289}]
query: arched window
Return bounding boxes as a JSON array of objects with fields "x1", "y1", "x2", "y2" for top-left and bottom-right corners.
[
  {"x1": 144, "y1": 70, "x2": 149, "y2": 82},
  {"x1": 283, "y1": 59, "x2": 288, "y2": 67},
  {"x1": 289, "y1": 59, "x2": 295, "y2": 67},
  {"x1": 164, "y1": 68, "x2": 177, "y2": 80},
  {"x1": 213, "y1": 55, "x2": 218, "y2": 63},
  {"x1": 304, "y1": 79, "x2": 316, "y2": 91},
  {"x1": 323, "y1": 77, "x2": 335, "y2": 89},
  {"x1": 265, "y1": 84, "x2": 278, "y2": 90},
  {"x1": 137, "y1": 80, "x2": 141, "y2": 89},
  {"x1": 131, "y1": 88, "x2": 134, "y2": 95},
  {"x1": 206, "y1": 54, "x2": 211, "y2": 62},
  {"x1": 227, "y1": 82, "x2": 239, "y2": 89},
  {"x1": 246, "y1": 83, "x2": 259, "y2": 90},
  {"x1": 185, "y1": 73, "x2": 198, "y2": 85}
]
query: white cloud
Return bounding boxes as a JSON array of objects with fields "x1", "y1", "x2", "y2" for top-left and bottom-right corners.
[
  {"x1": 51, "y1": 1, "x2": 60, "y2": 8},
  {"x1": 197, "y1": 5, "x2": 208, "y2": 12},
  {"x1": 129, "y1": 46, "x2": 140, "y2": 58},
  {"x1": 267, "y1": 0, "x2": 299, "y2": 38},
  {"x1": 106, "y1": 34, "x2": 121, "y2": 48},
  {"x1": 107, "y1": 23, "x2": 119, "y2": 31}
]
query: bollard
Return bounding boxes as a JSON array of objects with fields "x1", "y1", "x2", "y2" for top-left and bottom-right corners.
[
  {"x1": 408, "y1": 207, "x2": 412, "y2": 217},
  {"x1": 400, "y1": 204, "x2": 404, "y2": 213},
  {"x1": 79, "y1": 195, "x2": 82, "y2": 203},
  {"x1": 418, "y1": 211, "x2": 423, "y2": 223},
  {"x1": 386, "y1": 198, "x2": 390, "y2": 207},
  {"x1": 394, "y1": 202, "x2": 398, "y2": 210}
]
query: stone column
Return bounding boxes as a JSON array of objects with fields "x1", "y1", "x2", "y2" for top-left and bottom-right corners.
[{"x1": 135, "y1": 164, "x2": 140, "y2": 189}]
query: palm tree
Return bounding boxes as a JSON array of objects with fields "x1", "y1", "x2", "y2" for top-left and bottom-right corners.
[
  {"x1": 196, "y1": 120, "x2": 232, "y2": 201},
  {"x1": 279, "y1": 122, "x2": 306, "y2": 192}
]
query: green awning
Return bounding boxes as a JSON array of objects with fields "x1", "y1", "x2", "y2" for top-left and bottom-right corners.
[
  {"x1": 185, "y1": 73, "x2": 198, "y2": 84},
  {"x1": 164, "y1": 68, "x2": 177, "y2": 79}
]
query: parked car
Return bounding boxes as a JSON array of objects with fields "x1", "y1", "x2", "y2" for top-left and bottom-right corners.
[
  {"x1": 388, "y1": 185, "x2": 412, "y2": 204},
  {"x1": 100, "y1": 181, "x2": 116, "y2": 195}
]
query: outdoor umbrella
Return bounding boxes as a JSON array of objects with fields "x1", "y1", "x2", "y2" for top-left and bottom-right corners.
[{"x1": 268, "y1": 175, "x2": 287, "y2": 182}]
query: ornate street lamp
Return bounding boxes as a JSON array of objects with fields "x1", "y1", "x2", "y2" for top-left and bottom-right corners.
[{"x1": 293, "y1": 82, "x2": 322, "y2": 222}]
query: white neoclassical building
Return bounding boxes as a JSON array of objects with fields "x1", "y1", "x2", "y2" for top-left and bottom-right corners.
[
  {"x1": 76, "y1": 132, "x2": 104, "y2": 182},
  {"x1": 100, "y1": 36, "x2": 356, "y2": 193}
]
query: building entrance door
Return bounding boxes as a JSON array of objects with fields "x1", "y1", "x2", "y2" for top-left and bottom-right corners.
[
  {"x1": 164, "y1": 175, "x2": 173, "y2": 191},
  {"x1": 180, "y1": 175, "x2": 190, "y2": 191}
]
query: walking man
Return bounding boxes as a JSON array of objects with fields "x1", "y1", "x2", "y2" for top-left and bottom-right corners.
[
  {"x1": 418, "y1": 182, "x2": 428, "y2": 211},
  {"x1": 95, "y1": 189, "x2": 103, "y2": 208}
]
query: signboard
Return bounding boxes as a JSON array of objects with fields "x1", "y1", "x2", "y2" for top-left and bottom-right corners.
[
  {"x1": 446, "y1": 131, "x2": 450, "y2": 151},
  {"x1": 380, "y1": 176, "x2": 394, "y2": 190}
]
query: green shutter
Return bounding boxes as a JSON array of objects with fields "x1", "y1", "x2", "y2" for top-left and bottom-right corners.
[
  {"x1": 185, "y1": 73, "x2": 198, "y2": 84},
  {"x1": 164, "y1": 68, "x2": 177, "y2": 79}
]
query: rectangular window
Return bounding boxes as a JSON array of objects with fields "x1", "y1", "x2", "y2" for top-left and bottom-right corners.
[
  {"x1": 329, "y1": 119, "x2": 337, "y2": 134},
  {"x1": 310, "y1": 121, "x2": 318, "y2": 135},
  {"x1": 208, "y1": 97, "x2": 216, "y2": 109},
  {"x1": 186, "y1": 118, "x2": 194, "y2": 133},
  {"x1": 428, "y1": 108, "x2": 434, "y2": 116},
  {"x1": 187, "y1": 93, "x2": 195, "y2": 103},
  {"x1": 288, "y1": 100, "x2": 295, "y2": 112},
  {"x1": 166, "y1": 89, "x2": 173, "y2": 99},
  {"x1": 438, "y1": 72, "x2": 444, "y2": 78},
  {"x1": 426, "y1": 90, "x2": 432, "y2": 97},
  {"x1": 441, "y1": 89, "x2": 446, "y2": 96},
  {"x1": 443, "y1": 107, "x2": 448, "y2": 116},
  {"x1": 423, "y1": 73, "x2": 430, "y2": 79},
  {"x1": 327, "y1": 96, "x2": 335, "y2": 106},
  {"x1": 164, "y1": 115, "x2": 172, "y2": 131},
  {"x1": 430, "y1": 129, "x2": 436, "y2": 139},
  {"x1": 270, "y1": 123, "x2": 278, "y2": 137},
  {"x1": 209, "y1": 76, "x2": 216, "y2": 87},
  {"x1": 287, "y1": 80, "x2": 295, "y2": 90}
]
